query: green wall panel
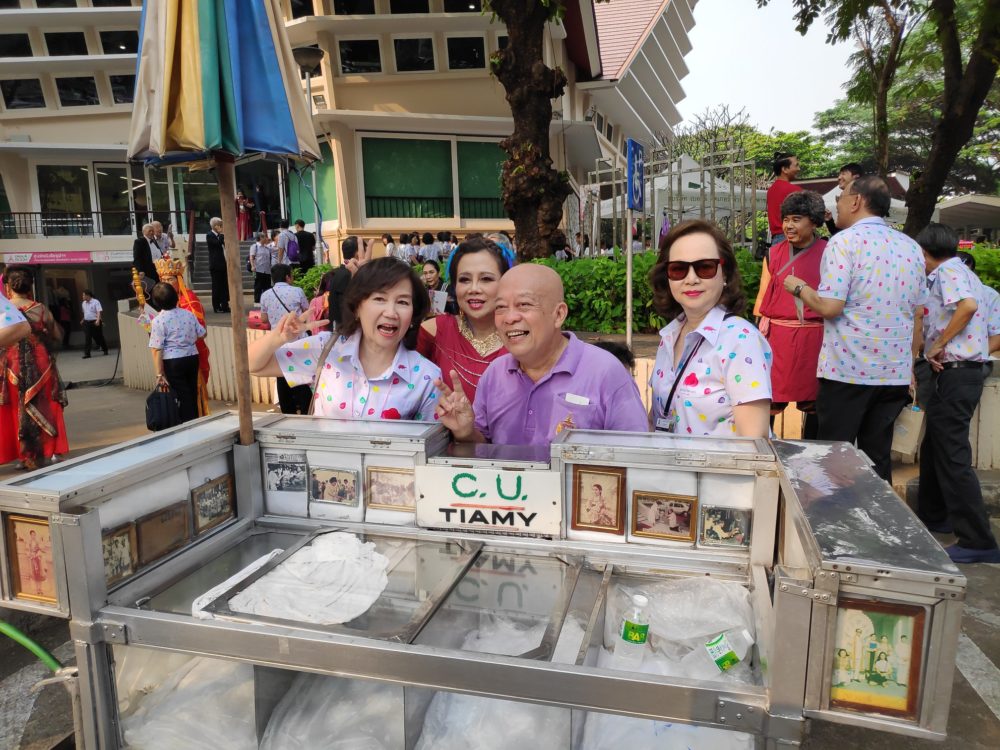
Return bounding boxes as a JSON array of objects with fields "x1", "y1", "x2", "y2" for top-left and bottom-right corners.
[
  {"x1": 288, "y1": 141, "x2": 338, "y2": 224},
  {"x1": 362, "y1": 137, "x2": 453, "y2": 198},
  {"x1": 457, "y1": 140, "x2": 504, "y2": 199}
]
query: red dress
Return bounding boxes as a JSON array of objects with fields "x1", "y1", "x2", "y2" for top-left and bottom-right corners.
[
  {"x1": 236, "y1": 196, "x2": 254, "y2": 241},
  {"x1": 757, "y1": 239, "x2": 827, "y2": 403},
  {"x1": 0, "y1": 300, "x2": 69, "y2": 467},
  {"x1": 417, "y1": 315, "x2": 506, "y2": 404}
]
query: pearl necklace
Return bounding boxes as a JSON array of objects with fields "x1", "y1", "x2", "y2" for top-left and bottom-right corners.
[{"x1": 458, "y1": 315, "x2": 503, "y2": 357}]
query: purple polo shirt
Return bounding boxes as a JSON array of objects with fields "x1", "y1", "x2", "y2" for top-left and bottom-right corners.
[{"x1": 473, "y1": 333, "x2": 649, "y2": 446}]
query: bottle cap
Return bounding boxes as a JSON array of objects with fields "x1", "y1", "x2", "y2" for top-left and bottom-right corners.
[{"x1": 632, "y1": 594, "x2": 649, "y2": 608}]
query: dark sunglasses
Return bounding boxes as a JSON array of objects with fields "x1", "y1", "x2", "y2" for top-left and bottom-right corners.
[{"x1": 665, "y1": 258, "x2": 724, "y2": 281}]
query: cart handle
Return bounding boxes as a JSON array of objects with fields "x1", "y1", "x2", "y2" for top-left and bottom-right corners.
[{"x1": 0, "y1": 620, "x2": 62, "y2": 673}]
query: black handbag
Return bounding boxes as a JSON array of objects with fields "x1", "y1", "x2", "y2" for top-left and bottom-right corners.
[{"x1": 146, "y1": 385, "x2": 181, "y2": 431}]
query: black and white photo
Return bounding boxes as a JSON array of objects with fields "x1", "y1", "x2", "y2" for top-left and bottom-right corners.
[
  {"x1": 102, "y1": 523, "x2": 138, "y2": 585},
  {"x1": 264, "y1": 451, "x2": 307, "y2": 492},
  {"x1": 192, "y1": 475, "x2": 236, "y2": 534}
]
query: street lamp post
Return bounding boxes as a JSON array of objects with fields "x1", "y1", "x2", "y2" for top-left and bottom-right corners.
[{"x1": 292, "y1": 46, "x2": 326, "y2": 242}]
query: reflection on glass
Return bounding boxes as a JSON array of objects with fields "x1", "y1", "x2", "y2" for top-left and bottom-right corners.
[
  {"x1": 95, "y1": 165, "x2": 133, "y2": 236},
  {"x1": 339, "y1": 40, "x2": 381, "y2": 74},
  {"x1": 100, "y1": 30, "x2": 139, "y2": 55},
  {"x1": 110, "y1": 74, "x2": 135, "y2": 105},
  {"x1": 45, "y1": 32, "x2": 88, "y2": 56},
  {"x1": 0, "y1": 79, "x2": 45, "y2": 110},
  {"x1": 446, "y1": 37, "x2": 485, "y2": 70},
  {"x1": 36, "y1": 165, "x2": 93, "y2": 235},
  {"x1": 55, "y1": 76, "x2": 100, "y2": 107},
  {"x1": 333, "y1": 0, "x2": 375, "y2": 13},
  {"x1": 0, "y1": 34, "x2": 32, "y2": 57},
  {"x1": 394, "y1": 38, "x2": 434, "y2": 72}
]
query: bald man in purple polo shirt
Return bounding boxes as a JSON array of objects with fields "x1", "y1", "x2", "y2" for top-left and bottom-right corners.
[{"x1": 435, "y1": 264, "x2": 648, "y2": 446}]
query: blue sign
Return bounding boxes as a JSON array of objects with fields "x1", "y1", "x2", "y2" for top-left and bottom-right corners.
[{"x1": 626, "y1": 138, "x2": 645, "y2": 211}]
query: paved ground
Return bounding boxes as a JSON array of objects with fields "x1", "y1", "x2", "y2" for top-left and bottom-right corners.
[{"x1": 1, "y1": 348, "x2": 998, "y2": 749}]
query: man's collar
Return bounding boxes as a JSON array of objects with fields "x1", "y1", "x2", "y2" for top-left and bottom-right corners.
[{"x1": 851, "y1": 216, "x2": 888, "y2": 229}]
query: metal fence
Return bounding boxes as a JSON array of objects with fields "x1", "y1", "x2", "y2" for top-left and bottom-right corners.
[{"x1": 0, "y1": 210, "x2": 200, "y2": 239}]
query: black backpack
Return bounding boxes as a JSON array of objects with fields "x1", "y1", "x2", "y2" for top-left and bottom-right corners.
[{"x1": 146, "y1": 386, "x2": 181, "y2": 431}]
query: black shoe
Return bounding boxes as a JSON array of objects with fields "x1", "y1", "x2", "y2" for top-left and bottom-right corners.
[{"x1": 82, "y1": 354, "x2": 91, "y2": 359}]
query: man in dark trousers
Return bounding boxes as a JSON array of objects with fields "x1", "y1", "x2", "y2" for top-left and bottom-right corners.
[
  {"x1": 294, "y1": 219, "x2": 317, "y2": 272},
  {"x1": 206, "y1": 216, "x2": 229, "y2": 313},
  {"x1": 80, "y1": 289, "x2": 109, "y2": 358},
  {"x1": 132, "y1": 223, "x2": 160, "y2": 283}
]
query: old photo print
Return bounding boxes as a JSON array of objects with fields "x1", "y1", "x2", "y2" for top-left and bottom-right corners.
[{"x1": 310, "y1": 467, "x2": 360, "y2": 507}]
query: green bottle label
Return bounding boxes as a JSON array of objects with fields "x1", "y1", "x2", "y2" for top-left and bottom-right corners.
[
  {"x1": 705, "y1": 633, "x2": 740, "y2": 671},
  {"x1": 622, "y1": 620, "x2": 649, "y2": 645}
]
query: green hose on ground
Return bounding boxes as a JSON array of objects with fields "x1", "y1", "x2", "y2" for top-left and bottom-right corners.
[{"x1": 0, "y1": 620, "x2": 62, "y2": 673}]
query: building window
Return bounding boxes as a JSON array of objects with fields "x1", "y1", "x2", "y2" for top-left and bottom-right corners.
[
  {"x1": 338, "y1": 39, "x2": 380, "y2": 74},
  {"x1": 35, "y1": 1, "x2": 78, "y2": 7},
  {"x1": 394, "y1": 37, "x2": 434, "y2": 73},
  {"x1": 444, "y1": 0, "x2": 482, "y2": 11},
  {"x1": 0, "y1": 34, "x2": 32, "y2": 58},
  {"x1": 1, "y1": 79, "x2": 45, "y2": 110},
  {"x1": 362, "y1": 137, "x2": 453, "y2": 219},
  {"x1": 497, "y1": 35, "x2": 508, "y2": 50},
  {"x1": 446, "y1": 37, "x2": 485, "y2": 70},
  {"x1": 36, "y1": 165, "x2": 93, "y2": 217},
  {"x1": 0, "y1": 1, "x2": 20, "y2": 9},
  {"x1": 100, "y1": 30, "x2": 139, "y2": 54},
  {"x1": 333, "y1": 0, "x2": 374, "y2": 13},
  {"x1": 92, "y1": 1, "x2": 134, "y2": 6},
  {"x1": 56, "y1": 76, "x2": 100, "y2": 107},
  {"x1": 457, "y1": 141, "x2": 505, "y2": 219},
  {"x1": 290, "y1": 0, "x2": 313, "y2": 18},
  {"x1": 110, "y1": 74, "x2": 134, "y2": 104},
  {"x1": 45, "y1": 32, "x2": 89, "y2": 57},
  {"x1": 389, "y1": 0, "x2": 427, "y2": 12}
]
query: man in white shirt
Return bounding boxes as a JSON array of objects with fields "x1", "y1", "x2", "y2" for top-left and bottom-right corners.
[
  {"x1": 259, "y1": 264, "x2": 310, "y2": 414},
  {"x1": 81, "y1": 289, "x2": 108, "y2": 358},
  {"x1": 249, "y1": 231, "x2": 273, "y2": 302}
]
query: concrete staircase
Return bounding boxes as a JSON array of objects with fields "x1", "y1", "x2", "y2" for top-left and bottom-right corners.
[{"x1": 189, "y1": 238, "x2": 255, "y2": 300}]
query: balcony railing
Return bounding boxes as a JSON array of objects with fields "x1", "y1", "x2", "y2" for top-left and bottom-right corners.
[
  {"x1": 364, "y1": 196, "x2": 506, "y2": 220},
  {"x1": 0, "y1": 211, "x2": 201, "y2": 239}
]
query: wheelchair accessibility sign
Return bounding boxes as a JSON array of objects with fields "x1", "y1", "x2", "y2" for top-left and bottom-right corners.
[{"x1": 627, "y1": 138, "x2": 645, "y2": 211}]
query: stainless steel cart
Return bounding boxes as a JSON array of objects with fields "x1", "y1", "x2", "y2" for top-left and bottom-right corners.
[{"x1": 0, "y1": 415, "x2": 964, "y2": 748}]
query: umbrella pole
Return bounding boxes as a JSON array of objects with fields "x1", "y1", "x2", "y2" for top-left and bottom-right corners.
[{"x1": 216, "y1": 156, "x2": 255, "y2": 446}]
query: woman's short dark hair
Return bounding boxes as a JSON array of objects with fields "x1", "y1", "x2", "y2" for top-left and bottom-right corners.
[
  {"x1": 780, "y1": 190, "x2": 826, "y2": 226},
  {"x1": 650, "y1": 219, "x2": 747, "y2": 321},
  {"x1": 339, "y1": 257, "x2": 429, "y2": 349},
  {"x1": 317, "y1": 270, "x2": 337, "y2": 295},
  {"x1": 445, "y1": 236, "x2": 510, "y2": 295},
  {"x1": 422, "y1": 259, "x2": 440, "y2": 273},
  {"x1": 5, "y1": 266, "x2": 33, "y2": 295},
  {"x1": 152, "y1": 282, "x2": 178, "y2": 310},
  {"x1": 381, "y1": 233, "x2": 393, "y2": 244},
  {"x1": 398, "y1": 233, "x2": 409, "y2": 245},
  {"x1": 916, "y1": 222, "x2": 958, "y2": 260},
  {"x1": 422, "y1": 232, "x2": 435, "y2": 245}
]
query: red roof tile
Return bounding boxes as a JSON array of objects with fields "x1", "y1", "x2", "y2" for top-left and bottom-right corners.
[{"x1": 594, "y1": 0, "x2": 670, "y2": 81}]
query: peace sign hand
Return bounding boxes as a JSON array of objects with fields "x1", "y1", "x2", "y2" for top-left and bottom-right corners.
[
  {"x1": 275, "y1": 310, "x2": 329, "y2": 345},
  {"x1": 434, "y1": 370, "x2": 476, "y2": 440}
]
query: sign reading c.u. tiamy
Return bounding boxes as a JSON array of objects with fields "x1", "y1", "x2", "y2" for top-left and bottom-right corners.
[{"x1": 415, "y1": 466, "x2": 562, "y2": 536}]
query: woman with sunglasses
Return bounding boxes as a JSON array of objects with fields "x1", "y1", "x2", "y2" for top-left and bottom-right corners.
[{"x1": 649, "y1": 220, "x2": 772, "y2": 437}]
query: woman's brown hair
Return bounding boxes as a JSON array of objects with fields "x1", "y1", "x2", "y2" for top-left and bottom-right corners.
[
  {"x1": 649, "y1": 219, "x2": 747, "y2": 321},
  {"x1": 339, "y1": 257, "x2": 430, "y2": 349}
]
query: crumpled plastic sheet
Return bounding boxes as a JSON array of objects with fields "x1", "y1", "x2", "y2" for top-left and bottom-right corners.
[
  {"x1": 228, "y1": 532, "x2": 389, "y2": 625},
  {"x1": 120, "y1": 656, "x2": 256, "y2": 750},
  {"x1": 260, "y1": 673, "x2": 404, "y2": 750},
  {"x1": 414, "y1": 615, "x2": 572, "y2": 749}
]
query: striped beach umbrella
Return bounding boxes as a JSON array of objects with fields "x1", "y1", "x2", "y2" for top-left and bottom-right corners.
[{"x1": 128, "y1": 0, "x2": 321, "y2": 444}]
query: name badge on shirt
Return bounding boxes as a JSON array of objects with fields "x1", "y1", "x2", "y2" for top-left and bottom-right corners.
[
  {"x1": 565, "y1": 393, "x2": 590, "y2": 406},
  {"x1": 655, "y1": 417, "x2": 675, "y2": 433}
]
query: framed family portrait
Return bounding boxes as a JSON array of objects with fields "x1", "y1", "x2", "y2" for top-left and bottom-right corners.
[
  {"x1": 571, "y1": 465, "x2": 626, "y2": 535},
  {"x1": 4, "y1": 514, "x2": 57, "y2": 604},
  {"x1": 102, "y1": 523, "x2": 138, "y2": 586},
  {"x1": 192, "y1": 475, "x2": 236, "y2": 534},
  {"x1": 700, "y1": 506, "x2": 752, "y2": 547},
  {"x1": 632, "y1": 491, "x2": 697, "y2": 542},
  {"x1": 136, "y1": 501, "x2": 191, "y2": 566},
  {"x1": 829, "y1": 598, "x2": 926, "y2": 720},
  {"x1": 366, "y1": 467, "x2": 416, "y2": 511},
  {"x1": 264, "y1": 451, "x2": 307, "y2": 493},
  {"x1": 310, "y1": 467, "x2": 360, "y2": 507}
]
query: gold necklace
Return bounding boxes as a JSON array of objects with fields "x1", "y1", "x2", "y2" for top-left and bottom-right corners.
[{"x1": 458, "y1": 315, "x2": 503, "y2": 357}]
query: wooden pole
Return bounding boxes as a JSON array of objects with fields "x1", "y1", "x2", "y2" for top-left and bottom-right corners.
[{"x1": 215, "y1": 155, "x2": 254, "y2": 445}]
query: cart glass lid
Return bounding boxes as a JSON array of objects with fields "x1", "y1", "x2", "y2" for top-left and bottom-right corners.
[
  {"x1": 258, "y1": 417, "x2": 444, "y2": 440},
  {"x1": 774, "y1": 441, "x2": 959, "y2": 574},
  {"x1": 7, "y1": 414, "x2": 241, "y2": 492},
  {"x1": 434, "y1": 442, "x2": 551, "y2": 466},
  {"x1": 557, "y1": 429, "x2": 770, "y2": 455}
]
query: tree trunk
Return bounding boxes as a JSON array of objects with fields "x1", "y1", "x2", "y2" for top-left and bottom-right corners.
[
  {"x1": 903, "y1": 0, "x2": 1000, "y2": 237},
  {"x1": 873, "y1": 90, "x2": 890, "y2": 178},
  {"x1": 488, "y1": 0, "x2": 573, "y2": 260}
]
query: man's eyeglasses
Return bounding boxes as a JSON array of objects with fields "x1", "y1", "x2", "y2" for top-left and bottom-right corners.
[{"x1": 665, "y1": 258, "x2": 724, "y2": 281}]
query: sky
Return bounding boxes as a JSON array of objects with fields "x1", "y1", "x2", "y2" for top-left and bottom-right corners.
[{"x1": 677, "y1": 0, "x2": 856, "y2": 134}]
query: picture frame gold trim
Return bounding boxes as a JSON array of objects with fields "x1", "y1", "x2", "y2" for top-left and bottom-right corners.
[
  {"x1": 365, "y1": 466, "x2": 416, "y2": 511},
  {"x1": 102, "y1": 522, "x2": 138, "y2": 586},
  {"x1": 4, "y1": 514, "x2": 57, "y2": 604},
  {"x1": 700, "y1": 505, "x2": 752, "y2": 547},
  {"x1": 136, "y1": 501, "x2": 191, "y2": 566},
  {"x1": 192, "y1": 474, "x2": 236, "y2": 535},
  {"x1": 310, "y1": 466, "x2": 361, "y2": 507},
  {"x1": 571, "y1": 465, "x2": 627, "y2": 535},
  {"x1": 631, "y1": 491, "x2": 698, "y2": 542}
]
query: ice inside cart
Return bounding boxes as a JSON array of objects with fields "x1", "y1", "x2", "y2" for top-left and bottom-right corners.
[{"x1": 0, "y1": 414, "x2": 965, "y2": 748}]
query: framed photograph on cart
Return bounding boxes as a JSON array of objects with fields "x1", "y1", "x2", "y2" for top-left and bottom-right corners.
[
  {"x1": 4, "y1": 514, "x2": 57, "y2": 604},
  {"x1": 571, "y1": 465, "x2": 626, "y2": 535},
  {"x1": 310, "y1": 467, "x2": 360, "y2": 507},
  {"x1": 102, "y1": 522, "x2": 138, "y2": 586},
  {"x1": 829, "y1": 598, "x2": 926, "y2": 720},
  {"x1": 700, "y1": 506, "x2": 752, "y2": 547},
  {"x1": 192, "y1": 475, "x2": 236, "y2": 534},
  {"x1": 631, "y1": 491, "x2": 697, "y2": 542},
  {"x1": 136, "y1": 501, "x2": 191, "y2": 566},
  {"x1": 366, "y1": 467, "x2": 416, "y2": 511}
]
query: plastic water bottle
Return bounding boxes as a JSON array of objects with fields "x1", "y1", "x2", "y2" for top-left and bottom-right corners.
[
  {"x1": 612, "y1": 594, "x2": 649, "y2": 671},
  {"x1": 680, "y1": 628, "x2": 755, "y2": 679}
]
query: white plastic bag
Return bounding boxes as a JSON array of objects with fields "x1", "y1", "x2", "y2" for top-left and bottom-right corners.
[{"x1": 260, "y1": 673, "x2": 403, "y2": 750}]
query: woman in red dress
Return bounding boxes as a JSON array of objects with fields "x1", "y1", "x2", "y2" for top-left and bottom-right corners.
[
  {"x1": 155, "y1": 257, "x2": 211, "y2": 416},
  {"x1": 236, "y1": 190, "x2": 255, "y2": 242},
  {"x1": 417, "y1": 237, "x2": 510, "y2": 403},
  {"x1": 755, "y1": 191, "x2": 827, "y2": 438},
  {"x1": 0, "y1": 267, "x2": 69, "y2": 469}
]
